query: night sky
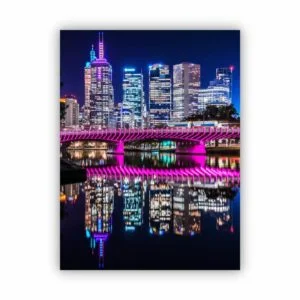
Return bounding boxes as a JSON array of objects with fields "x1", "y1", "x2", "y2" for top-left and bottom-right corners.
[{"x1": 60, "y1": 30, "x2": 240, "y2": 113}]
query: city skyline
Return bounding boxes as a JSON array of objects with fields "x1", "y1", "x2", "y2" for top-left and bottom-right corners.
[
  {"x1": 60, "y1": 31, "x2": 241, "y2": 270},
  {"x1": 60, "y1": 30, "x2": 240, "y2": 113}
]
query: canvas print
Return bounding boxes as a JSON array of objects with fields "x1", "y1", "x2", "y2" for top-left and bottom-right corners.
[{"x1": 60, "y1": 30, "x2": 240, "y2": 270}]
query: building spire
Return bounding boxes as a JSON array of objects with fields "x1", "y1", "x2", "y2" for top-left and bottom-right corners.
[
  {"x1": 90, "y1": 44, "x2": 96, "y2": 62},
  {"x1": 99, "y1": 32, "x2": 104, "y2": 59}
]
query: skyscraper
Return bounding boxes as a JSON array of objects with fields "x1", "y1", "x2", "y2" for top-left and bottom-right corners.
[
  {"x1": 83, "y1": 45, "x2": 97, "y2": 126},
  {"x1": 85, "y1": 33, "x2": 114, "y2": 129},
  {"x1": 149, "y1": 64, "x2": 171, "y2": 127},
  {"x1": 64, "y1": 96, "x2": 79, "y2": 128},
  {"x1": 172, "y1": 63, "x2": 200, "y2": 121},
  {"x1": 198, "y1": 85, "x2": 231, "y2": 111},
  {"x1": 122, "y1": 68, "x2": 144, "y2": 128},
  {"x1": 198, "y1": 66, "x2": 233, "y2": 111},
  {"x1": 216, "y1": 66, "x2": 233, "y2": 102}
]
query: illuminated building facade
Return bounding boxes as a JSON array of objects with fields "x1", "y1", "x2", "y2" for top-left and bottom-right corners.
[
  {"x1": 64, "y1": 96, "x2": 79, "y2": 128},
  {"x1": 88, "y1": 33, "x2": 114, "y2": 129},
  {"x1": 198, "y1": 66, "x2": 233, "y2": 111},
  {"x1": 216, "y1": 66, "x2": 233, "y2": 102},
  {"x1": 121, "y1": 108, "x2": 134, "y2": 129},
  {"x1": 60, "y1": 98, "x2": 66, "y2": 128},
  {"x1": 83, "y1": 45, "x2": 97, "y2": 126},
  {"x1": 112, "y1": 103, "x2": 123, "y2": 129},
  {"x1": 172, "y1": 63, "x2": 200, "y2": 121},
  {"x1": 149, "y1": 64, "x2": 171, "y2": 127},
  {"x1": 198, "y1": 85, "x2": 231, "y2": 111},
  {"x1": 122, "y1": 68, "x2": 145, "y2": 128}
]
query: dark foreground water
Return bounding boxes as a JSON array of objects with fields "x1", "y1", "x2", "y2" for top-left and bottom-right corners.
[{"x1": 60, "y1": 151, "x2": 240, "y2": 270}]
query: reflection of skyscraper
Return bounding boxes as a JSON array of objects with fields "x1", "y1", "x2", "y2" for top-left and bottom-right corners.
[
  {"x1": 173, "y1": 184, "x2": 201, "y2": 236},
  {"x1": 149, "y1": 64, "x2": 171, "y2": 127},
  {"x1": 172, "y1": 63, "x2": 200, "y2": 121},
  {"x1": 60, "y1": 183, "x2": 80, "y2": 203},
  {"x1": 122, "y1": 177, "x2": 145, "y2": 231},
  {"x1": 149, "y1": 181, "x2": 172, "y2": 235},
  {"x1": 122, "y1": 68, "x2": 144, "y2": 128},
  {"x1": 88, "y1": 33, "x2": 114, "y2": 129},
  {"x1": 84, "y1": 177, "x2": 114, "y2": 269}
]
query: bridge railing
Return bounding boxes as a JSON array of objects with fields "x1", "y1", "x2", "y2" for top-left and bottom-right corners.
[{"x1": 60, "y1": 126, "x2": 240, "y2": 141}]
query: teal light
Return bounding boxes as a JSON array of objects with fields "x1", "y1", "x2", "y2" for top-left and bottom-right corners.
[
  {"x1": 124, "y1": 68, "x2": 135, "y2": 72},
  {"x1": 86, "y1": 229, "x2": 91, "y2": 238}
]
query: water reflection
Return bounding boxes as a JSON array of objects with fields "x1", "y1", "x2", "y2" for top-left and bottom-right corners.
[
  {"x1": 65, "y1": 149, "x2": 240, "y2": 169},
  {"x1": 61, "y1": 172, "x2": 238, "y2": 269}
]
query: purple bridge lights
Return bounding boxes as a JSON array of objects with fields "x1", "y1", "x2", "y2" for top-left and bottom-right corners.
[
  {"x1": 60, "y1": 127, "x2": 240, "y2": 154},
  {"x1": 86, "y1": 165, "x2": 240, "y2": 182}
]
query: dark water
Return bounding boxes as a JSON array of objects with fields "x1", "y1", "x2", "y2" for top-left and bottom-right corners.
[{"x1": 60, "y1": 151, "x2": 240, "y2": 270}]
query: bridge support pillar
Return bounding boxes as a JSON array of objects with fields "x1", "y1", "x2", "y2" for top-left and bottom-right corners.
[
  {"x1": 115, "y1": 141, "x2": 124, "y2": 154},
  {"x1": 175, "y1": 141, "x2": 206, "y2": 155},
  {"x1": 191, "y1": 142, "x2": 206, "y2": 155}
]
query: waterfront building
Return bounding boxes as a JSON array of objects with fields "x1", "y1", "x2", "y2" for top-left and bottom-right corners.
[
  {"x1": 122, "y1": 68, "x2": 144, "y2": 128},
  {"x1": 216, "y1": 66, "x2": 233, "y2": 101},
  {"x1": 79, "y1": 105, "x2": 84, "y2": 126},
  {"x1": 112, "y1": 103, "x2": 123, "y2": 129},
  {"x1": 149, "y1": 64, "x2": 171, "y2": 127},
  {"x1": 198, "y1": 66, "x2": 233, "y2": 111},
  {"x1": 172, "y1": 63, "x2": 200, "y2": 122},
  {"x1": 85, "y1": 33, "x2": 114, "y2": 129},
  {"x1": 198, "y1": 85, "x2": 231, "y2": 111},
  {"x1": 64, "y1": 96, "x2": 79, "y2": 128},
  {"x1": 122, "y1": 107, "x2": 134, "y2": 129},
  {"x1": 60, "y1": 98, "x2": 66, "y2": 129}
]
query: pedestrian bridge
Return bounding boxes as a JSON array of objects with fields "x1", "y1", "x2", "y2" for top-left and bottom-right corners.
[{"x1": 60, "y1": 127, "x2": 240, "y2": 153}]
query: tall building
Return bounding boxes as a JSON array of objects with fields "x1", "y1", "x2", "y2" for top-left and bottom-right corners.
[
  {"x1": 83, "y1": 45, "x2": 97, "y2": 126},
  {"x1": 149, "y1": 64, "x2": 171, "y2": 127},
  {"x1": 85, "y1": 33, "x2": 114, "y2": 129},
  {"x1": 112, "y1": 103, "x2": 123, "y2": 129},
  {"x1": 122, "y1": 68, "x2": 144, "y2": 128},
  {"x1": 198, "y1": 66, "x2": 233, "y2": 111},
  {"x1": 64, "y1": 96, "x2": 79, "y2": 128},
  {"x1": 172, "y1": 63, "x2": 200, "y2": 121},
  {"x1": 216, "y1": 66, "x2": 233, "y2": 102},
  {"x1": 198, "y1": 85, "x2": 231, "y2": 111}
]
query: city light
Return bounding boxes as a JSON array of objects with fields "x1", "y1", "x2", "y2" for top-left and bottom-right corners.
[{"x1": 124, "y1": 68, "x2": 136, "y2": 72}]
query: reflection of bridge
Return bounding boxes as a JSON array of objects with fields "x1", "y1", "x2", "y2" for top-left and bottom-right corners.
[
  {"x1": 60, "y1": 128, "x2": 240, "y2": 154},
  {"x1": 86, "y1": 166, "x2": 240, "y2": 181}
]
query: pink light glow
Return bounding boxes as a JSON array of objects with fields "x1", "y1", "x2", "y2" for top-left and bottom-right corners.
[
  {"x1": 60, "y1": 128, "x2": 240, "y2": 147},
  {"x1": 86, "y1": 166, "x2": 240, "y2": 181}
]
